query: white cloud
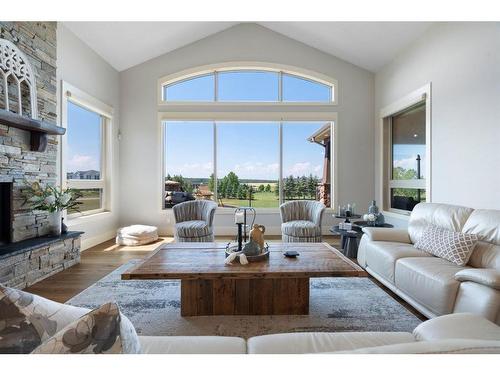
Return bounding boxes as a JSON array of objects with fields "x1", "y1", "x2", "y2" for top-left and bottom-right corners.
[
  {"x1": 67, "y1": 154, "x2": 97, "y2": 172},
  {"x1": 170, "y1": 162, "x2": 213, "y2": 177},
  {"x1": 284, "y1": 162, "x2": 323, "y2": 177}
]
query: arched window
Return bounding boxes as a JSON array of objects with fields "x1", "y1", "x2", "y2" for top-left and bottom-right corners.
[
  {"x1": 159, "y1": 64, "x2": 337, "y2": 211},
  {"x1": 161, "y1": 67, "x2": 335, "y2": 103}
]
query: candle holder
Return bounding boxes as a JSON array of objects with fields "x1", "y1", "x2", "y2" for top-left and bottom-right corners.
[{"x1": 234, "y1": 206, "x2": 256, "y2": 249}]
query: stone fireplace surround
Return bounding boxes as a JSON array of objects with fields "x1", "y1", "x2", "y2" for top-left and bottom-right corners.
[{"x1": 0, "y1": 22, "x2": 82, "y2": 288}]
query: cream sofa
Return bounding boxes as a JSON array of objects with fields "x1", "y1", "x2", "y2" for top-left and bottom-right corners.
[
  {"x1": 31, "y1": 300, "x2": 500, "y2": 354},
  {"x1": 137, "y1": 313, "x2": 500, "y2": 354},
  {"x1": 5, "y1": 287, "x2": 500, "y2": 354},
  {"x1": 358, "y1": 203, "x2": 500, "y2": 324}
]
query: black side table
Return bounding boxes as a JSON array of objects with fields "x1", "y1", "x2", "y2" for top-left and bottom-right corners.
[
  {"x1": 330, "y1": 222, "x2": 394, "y2": 258},
  {"x1": 353, "y1": 221, "x2": 394, "y2": 229},
  {"x1": 330, "y1": 225, "x2": 363, "y2": 258}
]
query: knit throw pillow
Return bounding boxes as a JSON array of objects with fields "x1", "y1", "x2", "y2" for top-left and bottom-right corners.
[
  {"x1": 31, "y1": 302, "x2": 141, "y2": 354},
  {"x1": 414, "y1": 225, "x2": 478, "y2": 266}
]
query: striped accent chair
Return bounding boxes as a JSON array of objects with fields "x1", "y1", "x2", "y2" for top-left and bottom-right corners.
[
  {"x1": 280, "y1": 200, "x2": 326, "y2": 242},
  {"x1": 173, "y1": 200, "x2": 217, "y2": 242}
]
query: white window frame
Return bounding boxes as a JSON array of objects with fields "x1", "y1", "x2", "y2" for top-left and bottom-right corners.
[
  {"x1": 158, "y1": 61, "x2": 338, "y2": 106},
  {"x1": 159, "y1": 111, "x2": 338, "y2": 214},
  {"x1": 379, "y1": 83, "x2": 432, "y2": 218},
  {"x1": 60, "y1": 81, "x2": 113, "y2": 219}
]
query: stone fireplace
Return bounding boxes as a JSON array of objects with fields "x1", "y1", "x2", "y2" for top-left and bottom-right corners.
[{"x1": 0, "y1": 22, "x2": 81, "y2": 289}]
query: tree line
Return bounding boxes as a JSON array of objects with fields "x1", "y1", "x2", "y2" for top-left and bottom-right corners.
[
  {"x1": 168, "y1": 172, "x2": 321, "y2": 201},
  {"x1": 281, "y1": 174, "x2": 320, "y2": 200}
]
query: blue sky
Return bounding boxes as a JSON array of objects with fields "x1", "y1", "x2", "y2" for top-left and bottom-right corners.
[
  {"x1": 67, "y1": 101, "x2": 101, "y2": 173},
  {"x1": 164, "y1": 71, "x2": 330, "y2": 102},
  {"x1": 165, "y1": 121, "x2": 326, "y2": 180}
]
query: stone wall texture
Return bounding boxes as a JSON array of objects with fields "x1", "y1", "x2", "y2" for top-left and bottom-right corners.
[
  {"x1": 0, "y1": 236, "x2": 81, "y2": 289},
  {"x1": 0, "y1": 22, "x2": 58, "y2": 242}
]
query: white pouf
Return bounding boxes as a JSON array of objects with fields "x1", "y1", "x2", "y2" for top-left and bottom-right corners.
[{"x1": 116, "y1": 225, "x2": 159, "y2": 246}]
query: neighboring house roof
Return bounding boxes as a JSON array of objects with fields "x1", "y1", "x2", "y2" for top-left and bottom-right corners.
[{"x1": 307, "y1": 123, "x2": 331, "y2": 145}]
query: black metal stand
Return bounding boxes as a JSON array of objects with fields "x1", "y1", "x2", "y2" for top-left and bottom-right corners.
[{"x1": 237, "y1": 223, "x2": 243, "y2": 252}]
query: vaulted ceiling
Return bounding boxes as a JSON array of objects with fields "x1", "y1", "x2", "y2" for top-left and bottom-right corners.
[{"x1": 63, "y1": 22, "x2": 433, "y2": 72}]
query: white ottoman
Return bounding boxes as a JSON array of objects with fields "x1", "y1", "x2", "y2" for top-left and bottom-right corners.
[{"x1": 116, "y1": 225, "x2": 159, "y2": 246}]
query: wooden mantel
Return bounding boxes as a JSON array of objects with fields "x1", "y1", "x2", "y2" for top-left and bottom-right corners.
[{"x1": 0, "y1": 109, "x2": 65, "y2": 152}]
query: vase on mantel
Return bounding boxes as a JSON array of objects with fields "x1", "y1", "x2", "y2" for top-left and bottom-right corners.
[{"x1": 47, "y1": 211, "x2": 62, "y2": 237}]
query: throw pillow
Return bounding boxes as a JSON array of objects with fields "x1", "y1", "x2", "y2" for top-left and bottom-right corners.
[
  {"x1": 414, "y1": 225, "x2": 478, "y2": 266},
  {"x1": 31, "y1": 302, "x2": 141, "y2": 354},
  {"x1": 0, "y1": 286, "x2": 89, "y2": 354}
]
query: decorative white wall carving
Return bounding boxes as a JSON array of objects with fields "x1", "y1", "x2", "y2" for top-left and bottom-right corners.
[{"x1": 0, "y1": 38, "x2": 38, "y2": 119}]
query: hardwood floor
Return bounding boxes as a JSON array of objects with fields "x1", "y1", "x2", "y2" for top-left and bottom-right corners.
[
  {"x1": 24, "y1": 234, "x2": 426, "y2": 320},
  {"x1": 24, "y1": 237, "x2": 173, "y2": 303}
]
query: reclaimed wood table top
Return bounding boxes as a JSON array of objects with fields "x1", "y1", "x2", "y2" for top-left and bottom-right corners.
[{"x1": 121, "y1": 242, "x2": 367, "y2": 280}]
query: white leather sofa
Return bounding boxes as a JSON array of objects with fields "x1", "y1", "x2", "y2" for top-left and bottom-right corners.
[
  {"x1": 246, "y1": 313, "x2": 500, "y2": 354},
  {"x1": 137, "y1": 313, "x2": 500, "y2": 354},
  {"x1": 6, "y1": 288, "x2": 500, "y2": 354},
  {"x1": 358, "y1": 203, "x2": 500, "y2": 324},
  {"x1": 138, "y1": 313, "x2": 500, "y2": 353}
]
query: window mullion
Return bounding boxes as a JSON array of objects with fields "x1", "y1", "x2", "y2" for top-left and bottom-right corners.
[
  {"x1": 278, "y1": 71, "x2": 283, "y2": 102},
  {"x1": 214, "y1": 71, "x2": 218, "y2": 102},
  {"x1": 279, "y1": 122, "x2": 283, "y2": 205},
  {"x1": 213, "y1": 121, "x2": 218, "y2": 204}
]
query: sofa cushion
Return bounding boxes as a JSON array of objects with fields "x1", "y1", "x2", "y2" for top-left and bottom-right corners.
[
  {"x1": 333, "y1": 339, "x2": 500, "y2": 354},
  {"x1": 32, "y1": 302, "x2": 141, "y2": 354},
  {"x1": 175, "y1": 220, "x2": 212, "y2": 238},
  {"x1": 362, "y1": 228, "x2": 411, "y2": 243},
  {"x1": 138, "y1": 336, "x2": 246, "y2": 354},
  {"x1": 463, "y1": 209, "x2": 500, "y2": 270},
  {"x1": 414, "y1": 225, "x2": 478, "y2": 266},
  {"x1": 408, "y1": 203, "x2": 474, "y2": 244},
  {"x1": 395, "y1": 257, "x2": 466, "y2": 316},
  {"x1": 453, "y1": 282, "x2": 500, "y2": 324},
  {"x1": 0, "y1": 286, "x2": 90, "y2": 354},
  {"x1": 281, "y1": 220, "x2": 320, "y2": 237},
  {"x1": 413, "y1": 313, "x2": 500, "y2": 341},
  {"x1": 365, "y1": 241, "x2": 431, "y2": 283},
  {"x1": 247, "y1": 332, "x2": 415, "y2": 354}
]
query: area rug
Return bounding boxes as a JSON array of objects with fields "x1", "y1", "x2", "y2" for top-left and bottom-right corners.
[{"x1": 67, "y1": 260, "x2": 422, "y2": 338}]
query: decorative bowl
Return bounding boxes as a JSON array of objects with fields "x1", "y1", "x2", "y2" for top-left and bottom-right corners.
[{"x1": 225, "y1": 242, "x2": 270, "y2": 262}]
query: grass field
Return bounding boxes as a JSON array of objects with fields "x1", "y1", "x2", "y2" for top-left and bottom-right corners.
[
  {"x1": 219, "y1": 191, "x2": 279, "y2": 208},
  {"x1": 67, "y1": 189, "x2": 101, "y2": 214}
]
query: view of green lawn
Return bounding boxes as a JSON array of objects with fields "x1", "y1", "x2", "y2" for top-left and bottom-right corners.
[
  {"x1": 219, "y1": 191, "x2": 279, "y2": 208},
  {"x1": 68, "y1": 189, "x2": 101, "y2": 214}
]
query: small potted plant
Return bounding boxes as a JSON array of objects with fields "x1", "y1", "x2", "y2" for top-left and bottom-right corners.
[{"x1": 23, "y1": 182, "x2": 82, "y2": 236}]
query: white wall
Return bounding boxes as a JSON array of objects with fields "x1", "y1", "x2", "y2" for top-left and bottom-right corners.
[
  {"x1": 375, "y1": 22, "x2": 500, "y2": 227},
  {"x1": 57, "y1": 23, "x2": 121, "y2": 249},
  {"x1": 119, "y1": 23, "x2": 375, "y2": 235}
]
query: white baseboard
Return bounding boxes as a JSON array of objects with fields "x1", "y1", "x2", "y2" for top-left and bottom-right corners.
[{"x1": 80, "y1": 230, "x2": 116, "y2": 251}]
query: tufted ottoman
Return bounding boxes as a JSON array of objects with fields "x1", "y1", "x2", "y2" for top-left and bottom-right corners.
[{"x1": 116, "y1": 225, "x2": 159, "y2": 246}]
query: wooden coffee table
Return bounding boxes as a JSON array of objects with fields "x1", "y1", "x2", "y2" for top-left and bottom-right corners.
[{"x1": 122, "y1": 242, "x2": 366, "y2": 316}]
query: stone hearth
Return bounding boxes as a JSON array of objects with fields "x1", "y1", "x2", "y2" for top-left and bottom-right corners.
[{"x1": 0, "y1": 231, "x2": 82, "y2": 289}]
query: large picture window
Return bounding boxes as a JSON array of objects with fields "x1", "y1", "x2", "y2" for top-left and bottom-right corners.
[
  {"x1": 160, "y1": 64, "x2": 336, "y2": 210},
  {"x1": 162, "y1": 121, "x2": 332, "y2": 209},
  {"x1": 62, "y1": 82, "x2": 112, "y2": 217}
]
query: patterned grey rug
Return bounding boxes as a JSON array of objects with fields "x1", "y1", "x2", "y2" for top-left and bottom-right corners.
[{"x1": 67, "y1": 260, "x2": 422, "y2": 338}]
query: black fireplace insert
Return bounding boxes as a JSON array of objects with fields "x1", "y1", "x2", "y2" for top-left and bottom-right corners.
[{"x1": 0, "y1": 181, "x2": 12, "y2": 246}]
